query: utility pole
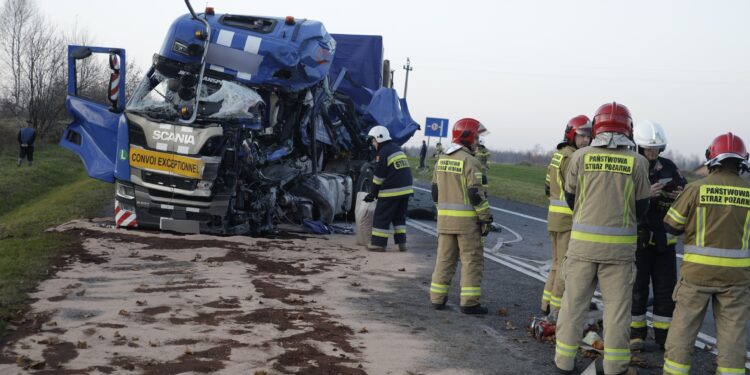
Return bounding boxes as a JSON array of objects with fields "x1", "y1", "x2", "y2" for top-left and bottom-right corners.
[{"x1": 402, "y1": 57, "x2": 413, "y2": 99}]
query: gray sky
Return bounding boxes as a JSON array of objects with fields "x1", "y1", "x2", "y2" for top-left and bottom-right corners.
[{"x1": 39, "y1": 0, "x2": 750, "y2": 155}]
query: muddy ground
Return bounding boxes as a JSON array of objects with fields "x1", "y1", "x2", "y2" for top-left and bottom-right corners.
[{"x1": 0, "y1": 219, "x2": 433, "y2": 374}]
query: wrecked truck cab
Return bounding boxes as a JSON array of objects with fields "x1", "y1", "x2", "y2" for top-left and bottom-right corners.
[{"x1": 60, "y1": 7, "x2": 419, "y2": 236}]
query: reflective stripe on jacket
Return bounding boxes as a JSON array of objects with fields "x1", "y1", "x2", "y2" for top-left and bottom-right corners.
[
  {"x1": 546, "y1": 145, "x2": 575, "y2": 232},
  {"x1": 371, "y1": 141, "x2": 413, "y2": 200},
  {"x1": 432, "y1": 146, "x2": 491, "y2": 234},
  {"x1": 564, "y1": 146, "x2": 651, "y2": 263},
  {"x1": 664, "y1": 169, "x2": 750, "y2": 286}
]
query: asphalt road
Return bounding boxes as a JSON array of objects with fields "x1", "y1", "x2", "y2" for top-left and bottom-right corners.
[{"x1": 405, "y1": 182, "x2": 738, "y2": 374}]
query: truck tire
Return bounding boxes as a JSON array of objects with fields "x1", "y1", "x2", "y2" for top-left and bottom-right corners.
[{"x1": 290, "y1": 178, "x2": 335, "y2": 224}]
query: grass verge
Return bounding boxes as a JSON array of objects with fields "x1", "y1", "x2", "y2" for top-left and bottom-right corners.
[
  {"x1": 0, "y1": 146, "x2": 113, "y2": 336},
  {"x1": 409, "y1": 157, "x2": 547, "y2": 207}
]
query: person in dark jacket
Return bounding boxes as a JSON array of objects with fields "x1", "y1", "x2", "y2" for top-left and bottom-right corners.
[
  {"x1": 419, "y1": 140, "x2": 427, "y2": 169},
  {"x1": 630, "y1": 120, "x2": 687, "y2": 351},
  {"x1": 17, "y1": 120, "x2": 36, "y2": 167},
  {"x1": 365, "y1": 125, "x2": 413, "y2": 252}
]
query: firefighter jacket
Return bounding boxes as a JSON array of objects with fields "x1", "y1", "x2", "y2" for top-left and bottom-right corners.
[
  {"x1": 546, "y1": 145, "x2": 576, "y2": 232},
  {"x1": 564, "y1": 146, "x2": 651, "y2": 263},
  {"x1": 371, "y1": 141, "x2": 414, "y2": 200},
  {"x1": 431, "y1": 144, "x2": 492, "y2": 234},
  {"x1": 664, "y1": 169, "x2": 750, "y2": 286},
  {"x1": 475, "y1": 146, "x2": 491, "y2": 170},
  {"x1": 641, "y1": 157, "x2": 687, "y2": 250}
]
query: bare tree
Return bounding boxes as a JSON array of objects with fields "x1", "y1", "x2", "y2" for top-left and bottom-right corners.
[
  {"x1": 125, "y1": 59, "x2": 144, "y2": 101},
  {"x1": 0, "y1": 0, "x2": 34, "y2": 116},
  {"x1": 0, "y1": 0, "x2": 145, "y2": 139},
  {"x1": 23, "y1": 11, "x2": 67, "y2": 137}
]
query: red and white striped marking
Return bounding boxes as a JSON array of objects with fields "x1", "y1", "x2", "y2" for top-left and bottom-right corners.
[
  {"x1": 114, "y1": 201, "x2": 137, "y2": 228},
  {"x1": 109, "y1": 72, "x2": 120, "y2": 102}
]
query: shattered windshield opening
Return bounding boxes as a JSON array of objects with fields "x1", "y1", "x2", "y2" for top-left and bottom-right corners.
[{"x1": 126, "y1": 68, "x2": 264, "y2": 124}]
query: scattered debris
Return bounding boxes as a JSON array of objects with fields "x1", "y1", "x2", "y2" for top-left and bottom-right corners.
[
  {"x1": 398, "y1": 268, "x2": 406, "y2": 272},
  {"x1": 77, "y1": 341, "x2": 88, "y2": 349},
  {"x1": 498, "y1": 308, "x2": 508, "y2": 317},
  {"x1": 136, "y1": 300, "x2": 148, "y2": 306},
  {"x1": 118, "y1": 309, "x2": 130, "y2": 317},
  {"x1": 583, "y1": 331, "x2": 603, "y2": 350},
  {"x1": 358, "y1": 327, "x2": 369, "y2": 334},
  {"x1": 504, "y1": 321, "x2": 517, "y2": 330}
]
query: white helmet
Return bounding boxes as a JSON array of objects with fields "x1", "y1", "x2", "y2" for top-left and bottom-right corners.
[
  {"x1": 479, "y1": 138, "x2": 486, "y2": 146},
  {"x1": 633, "y1": 120, "x2": 668, "y2": 151},
  {"x1": 367, "y1": 125, "x2": 391, "y2": 143}
]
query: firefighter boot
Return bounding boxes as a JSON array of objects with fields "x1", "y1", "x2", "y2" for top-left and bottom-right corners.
[
  {"x1": 590, "y1": 355, "x2": 642, "y2": 375},
  {"x1": 460, "y1": 304, "x2": 488, "y2": 315},
  {"x1": 432, "y1": 300, "x2": 447, "y2": 310},
  {"x1": 366, "y1": 244, "x2": 386, "y2": 252},
  {"x1": 398, "y1": 243, "x2": 408, "y2": 252},
  {"x1": 629, "y1": 338, "x2": 645, "y2": 352}
]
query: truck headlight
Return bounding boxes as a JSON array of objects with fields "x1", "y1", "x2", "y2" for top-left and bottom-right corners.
[
  {"x1": 116, "y1": 182, "x2": 135, "y2": 200},
  {"x1": 196, "y1": 180, "x2": 213, "y2": 190}
]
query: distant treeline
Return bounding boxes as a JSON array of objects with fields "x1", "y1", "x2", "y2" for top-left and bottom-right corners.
[{"x1": 403, "y1": 144, "x2": 706, "y2": 172}]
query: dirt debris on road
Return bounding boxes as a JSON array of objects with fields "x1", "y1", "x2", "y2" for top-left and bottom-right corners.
[{"x1": 0, "y1": 219, "x2": 430, "y2": 374}]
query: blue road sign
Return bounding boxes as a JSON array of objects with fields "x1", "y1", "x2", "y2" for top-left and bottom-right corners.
[{"x1": 425, "y1": 117, "x2": 449, "y2": 138}]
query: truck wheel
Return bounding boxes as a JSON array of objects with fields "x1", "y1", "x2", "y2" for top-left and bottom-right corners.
[{"x1": 290, "y1": 178, "x2": 334, "y2": 225}]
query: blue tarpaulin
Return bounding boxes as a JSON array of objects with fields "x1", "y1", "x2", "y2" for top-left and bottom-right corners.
[
  {"x1": 365, "y1": 88, "x2": 420, "y2": 145},
  {"x1": 329, "y1": 34, "x2": 383, "y2": 110},
  {"x1": 329, "y1": 34, "x2": 419, "y2": 145}
]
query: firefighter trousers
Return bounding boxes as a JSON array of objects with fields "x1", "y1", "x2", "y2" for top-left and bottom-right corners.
[
  {"x1": 542, "y1": 230, "x2": 570, "y2": 314},
  {"x1": 370, "y1": 197, "x2": 409, "y2": 248},
  {"x1": 555, "y1": 257, "x2": 635, "y2": 375},
  {"x1": 429, "y1": 227, "x2": 483, "y2": 307},
  {"x1": 630, "y1": 244, "x2": 676, "y2": 346},
  {"x1": 663, "y1": 279, "x2": 750, "y2": 375}
]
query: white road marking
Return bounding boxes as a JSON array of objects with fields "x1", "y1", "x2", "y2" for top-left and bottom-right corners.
[{"x1": 413, "y1": 186, "x2": 547, "y2": 224}]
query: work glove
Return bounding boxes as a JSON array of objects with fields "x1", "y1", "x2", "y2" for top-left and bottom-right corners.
[
  {"x1": 363, "y1": 193, "x2": 376, "y2": 203},
  {"x1": 478, "y1": 215, "x2": 493, "y2": 237}
]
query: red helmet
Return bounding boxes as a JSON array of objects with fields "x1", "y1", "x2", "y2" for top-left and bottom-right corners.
[
  {"x1": 592, "y1": 102, "x2": 632, "y2": 137},
  {"x1": 563, "y1": 115, "x2": 592, "y2": 145},
  {"x1": 452, "y1": 118, "x2": 488, "y2": 147},
  {"x1": 705, "y1": 132, "x2": 750, "y2": 168}
]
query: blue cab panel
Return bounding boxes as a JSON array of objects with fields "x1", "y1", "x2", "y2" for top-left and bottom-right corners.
[
  {"x1": 60, "y1": 45, "x2": 130, "y2": 183},
  {"x1": 160, "y1": 13, "x2": 334, "y2": 91}
]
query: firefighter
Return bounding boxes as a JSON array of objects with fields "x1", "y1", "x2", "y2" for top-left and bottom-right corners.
[
  {"x1": 541, "y1": 115, "x2": 592, "y2": 322},
  {"x1": 554, "y1": 102, "x2": 651, "y2": 375},
  {"x1": 429, "y1": 118, "x2": 493, "y2": 314},
  {"x1": 475, "y1": 138, "x2": 491, "y2": 172},
  {"x1": 433, "y1": 142, "x2": 443, "y2": 158},
  {"x1": 662, "y1": 133, "x2": 750, "y2": 375},
  {"x1": 629, "y1": 120, "x2": 687, "y2": 352},
  {"x1": 364, "y1": 125, "x2": 413, "y2": 252}
]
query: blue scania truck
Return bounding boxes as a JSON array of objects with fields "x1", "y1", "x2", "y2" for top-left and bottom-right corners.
[{"x1": 61, "y1": 1, "x2": 418, "y2": 235}]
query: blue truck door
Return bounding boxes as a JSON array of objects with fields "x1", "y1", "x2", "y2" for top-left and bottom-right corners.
[{"x1": 60, "y1": 45, "x2": 129, "y2": 183}]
